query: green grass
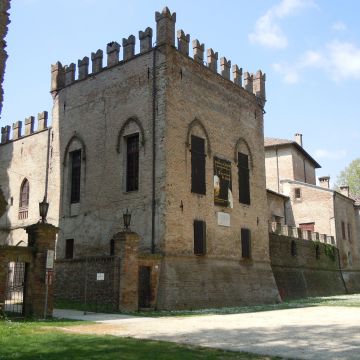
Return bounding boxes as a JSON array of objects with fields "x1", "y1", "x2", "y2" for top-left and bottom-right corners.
[
  {"x1": 55, "y1": 293, "x2": 360, "y2": 318},
  {"x1": 0, "y1": 319, "x2": 280, "y2": 360}
]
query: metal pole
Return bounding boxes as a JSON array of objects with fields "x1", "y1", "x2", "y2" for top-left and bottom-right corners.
[
  {"x1": 43, "y1": 269, "x2": 48, "y2": 319},
  {"x1": 84, "y1": 257, "x2": 88, "y2": 315}
]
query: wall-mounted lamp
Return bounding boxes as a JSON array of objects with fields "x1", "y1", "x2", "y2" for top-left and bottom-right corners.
[{"x1": 39, "y1": 197, "x2": 49, "y2": 223}]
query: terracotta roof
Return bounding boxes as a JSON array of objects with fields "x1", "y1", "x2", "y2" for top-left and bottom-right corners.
[{"x1": 264, "y1": 137, "x2": 321, "y2": 169}]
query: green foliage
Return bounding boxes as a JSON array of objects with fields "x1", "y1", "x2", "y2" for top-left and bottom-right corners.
[
  {"x1": 0, "y1": 320, "x2": 279, "y2": 360},
  {"x1": 335, "y1": 158, "x2": 360, "y2": 196},
  {"x1": 324, "y1": 244, "x2": 336, "y2": 261}
]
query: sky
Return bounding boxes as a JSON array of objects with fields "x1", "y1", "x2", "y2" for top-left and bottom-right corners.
[{"x1": 1, "y1": 0, "x2": 359, "y2": 185}]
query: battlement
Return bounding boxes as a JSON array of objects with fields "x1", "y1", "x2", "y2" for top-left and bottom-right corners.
[
  {"x1": 0, "y1": 111, "x2": 49, "y2": 144},
  {"x1": 50, "y1": 7, "x2": 266, "y2": 106}
]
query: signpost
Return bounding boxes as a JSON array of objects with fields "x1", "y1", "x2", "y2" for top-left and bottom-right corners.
[{"x1": 44, "y1": 250, "x2": 55, "y2": 319}]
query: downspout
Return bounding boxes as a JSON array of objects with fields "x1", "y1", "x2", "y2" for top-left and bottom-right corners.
[
  {"x1": 333, "y1": 192, "x2": 348, "y2": 293},
  {"x1": 151, "y1": 47, "x2": 157, "y2": 254}
]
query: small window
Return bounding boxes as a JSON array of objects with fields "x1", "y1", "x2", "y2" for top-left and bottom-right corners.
[
  {"x1": 70, "y1": 150, "x2": 81, "y2": 203},
  {"x1": 126, "y1": 134, "x2": 139, "y2": 192},
  {"x1": 241, "y1": 228, "x2": 251, "y2": 259},
  {"x1": 291, "y1": 240, "x2": 297, "y2": 257},
  {"x1": 238, "y1": 152, "x2": 250, "y2": 205},
  {"x1": 191, "y1": 135, "x2": 206, "y2": 195},
  {"x1": 347, "y1": 223, "x2": 352, "y2": 243},
  {"x1": 65, "y1": 239, "x2": 74, "y2": 259},
  {"x1": 110, "y1": 239, "x2": 115, "y2": 256},
  {"x1": 19, "y1": 179, "x2": 29, "y2": 219},
  {"x1": 315, "y1": 244, "x2": 320, "y2": 260},
  {"x1": 194, "y1": 220, "x2": 206, "y2": 255},
  {"x1": 294, "y1": 188, "x2": 301, "y2": 199},
  {"x1": 341, "y1": 221, "x2": 346, "y2": 239}
]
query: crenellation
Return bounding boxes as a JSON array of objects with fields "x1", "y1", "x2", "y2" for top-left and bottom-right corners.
[
  {"x1": 64, "y1": 63, "x2": 76, "y2": 86},
  {"x1": 232, "y1": 65, "x2": 243, "y2": 87},
  {"x1": 91, "y1": 49, "x2": 103, "y2": 73},
  {"x1": 207, "y1": 48, "x2": 218, "y2": 73},
  {"x1": 177, "y1": 30, "x2": 190, "y2": 56},
  {"x1": 24, "y1": 116, "x2": 35, "y2": 136},
  {"x1": 139, "y1": 27, "x2": 153, "y2": 53},
  {"x1": 1, "y1": 125, "x2": 10, "y2": 143},
  {"x1": 107, "y1": 41, "x2": 120, "y2": 67},
  {"x1": 78, "y1": 57, "x2": 89, "y2": 80},
  {"x1": 253, "y1": 70, "x2": 266, "y2": 102},
  {"x1": 192, "y1": 40, "x2": 204, "y2": 64},
  {"x1": 122, "y1": 35, "x2": 135, "y2": 61},
  {"x1": 220, "y1": 57, "x2": 231, "y2": 80},
  {"x1": 12, "y1": 121, "x2": 22, "y2": 140},
  {"x1": 244, "y1": 71, "x2": 253, "y2": 93},
  {"x1": 37, "y1": 111, "x2": 48, "y2": 131},
  {"x1": 155, "y1": 7, "x2": 176, "y2": 46},
  {"x1": 50, "y1": 62, "x2": 65, "y2": 92}
]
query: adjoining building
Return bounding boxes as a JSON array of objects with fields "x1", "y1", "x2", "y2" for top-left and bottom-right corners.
[{"x1": 265, "y1": 134, "x2": 360, "y2": 288}]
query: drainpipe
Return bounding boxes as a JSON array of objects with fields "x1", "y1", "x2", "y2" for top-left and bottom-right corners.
[
  {"x1": 333, "y1": 192, "x2": 348, "y2": 293},
  {"x1": 151, "y1": 46, "x2": 157, "y2": 254}
]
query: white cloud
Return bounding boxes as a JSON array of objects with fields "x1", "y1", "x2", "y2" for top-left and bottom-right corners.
[
  {"x1": 327, "y1": 41, "x2": 360, "y2": 81},
  {"x1": 314, "y1": 149, "x2": 347, "y2": 160},
  {"x1": 273, "y1": 41, "x2": 360, "y2": 83},
  {"x1": 332, "y1": 21, "x2": 347, "y2": 32},
  {"x1": 249, "y1": 0, "x2": 316, "y2": 49}
]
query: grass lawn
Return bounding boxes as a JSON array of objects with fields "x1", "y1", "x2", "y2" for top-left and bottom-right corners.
[{"x1": 0, "y1": 319, "x2": 280, "y2": 360}]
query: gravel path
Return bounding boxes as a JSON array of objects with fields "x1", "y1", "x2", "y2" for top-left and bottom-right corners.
[{"x1": 54, "y1": 306, "x2": 360, "y2": 360}]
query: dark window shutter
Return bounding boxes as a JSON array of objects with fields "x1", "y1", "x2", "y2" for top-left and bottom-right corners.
[
  {"x1": 238, "y1": 153, "x2": 250, "y2": 205},
  {"x1": 194, "y1": 220, "x2": 206, "y2": 255},
  {"x1": 70, "y1": 150, "x2": 81, "y2": 203},
  {"x1": 191, "y1": 135, "x2": 206, "y2": 195},
  {"x1": 110, "y1": 239, "x2": 115, "y2": 256},
  {"x1": 126, "y1": 134, "x2": 139, "y2": 192},
  {"x1": 291, "y1": 240, "x2": 297, "y2": 257},
  {"x1": 65, "y1": 239, "x2": 74, "y2": 259},
  {"x1": 241, "y1": 228, "x2": 251, "y2": 259}
]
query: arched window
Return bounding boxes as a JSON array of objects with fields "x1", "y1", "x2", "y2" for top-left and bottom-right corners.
[{"x1": 19, "y1": 179, "x2": 29, "y2": 219}]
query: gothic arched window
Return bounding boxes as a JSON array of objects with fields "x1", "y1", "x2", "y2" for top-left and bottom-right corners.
[{"x1": 19, "y1": 179, "x2": 29, "y2": 219}]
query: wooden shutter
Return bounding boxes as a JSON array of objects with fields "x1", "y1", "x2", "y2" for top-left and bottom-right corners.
[
  {"x1": 238, "y1": 153, "x2": 250, "y2": 205},
  {"x1": 70, "y1": 150, "x2": 81, "y2": 203},
  {"x1": 65, "y1": 239, "x2": 74, "y2": 259},
  {"x1": 126, "y1": 134, "x2": 139, "y2": 192},
  {"x1": 241, "y1": 228, "x2": 251, "y2": 259},
  {"x1": 194, "y1": 220, "x2": 206, "y2": 255},
  {"x1": 191, "y1": 135, "x2": 206, "y2": 195}
]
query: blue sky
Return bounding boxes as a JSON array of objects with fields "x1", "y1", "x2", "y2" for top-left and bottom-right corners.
[{"x1": 1, "y1": 0, "x2": 359, "y2": 185}]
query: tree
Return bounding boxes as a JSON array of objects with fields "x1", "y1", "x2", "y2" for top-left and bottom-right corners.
[{"x1": 335, "y1": 158, "x2": 360, "y2": 196}]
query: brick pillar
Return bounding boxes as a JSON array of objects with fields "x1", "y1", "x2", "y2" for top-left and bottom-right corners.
[
  {"x1": 113, "y1": 231, "x2": 139, "y2": 312},
  {"x1": 25, "y1": 223, "x2": 58, "y2": 317}
]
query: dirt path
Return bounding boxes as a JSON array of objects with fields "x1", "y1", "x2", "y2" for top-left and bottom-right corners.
[{"x1": 54, "y1": 306, "x2": 360, "y2": 360}]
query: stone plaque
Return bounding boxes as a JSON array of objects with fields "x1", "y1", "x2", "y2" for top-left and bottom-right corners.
[
  {"x1": 46, "y1": 250, "x2": 55, "y2": 269},
  {"x1": 217, "y1": 212, "x2": 230, "y2": 227}
]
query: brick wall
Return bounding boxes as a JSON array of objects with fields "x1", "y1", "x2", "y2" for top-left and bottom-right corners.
[{"x1": 269, "y1": 233, "x2": 347, "y2": 299}]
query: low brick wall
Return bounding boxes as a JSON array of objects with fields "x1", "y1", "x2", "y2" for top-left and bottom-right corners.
[
  {"x1": 157, "y1": 256, "x2": 280, "y2": 310},
  {"x1": 55, "y1": 256, "x2": 120, "y2": 310},
  {"x1": 342, "y1": 270, "x2": 360, "y2": 293},
  {"x1": 269, "y1": 233, "x2": 347, "y2": 299}
]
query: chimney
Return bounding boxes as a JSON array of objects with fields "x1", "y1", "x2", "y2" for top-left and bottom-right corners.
[
  {"x1": 318, "y1": 176, "x2": 330, "y2": 189},
  {"x1": 294, "y1": 133, "x2": 303, "y2": 147},
  {"x1": 340, "y1": 185, "x2": 350, "y2": 198}
]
